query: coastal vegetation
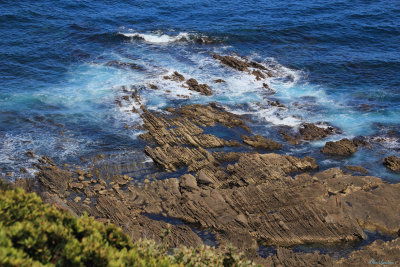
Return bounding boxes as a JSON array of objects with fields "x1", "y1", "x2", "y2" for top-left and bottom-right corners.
[{"x1": 0, "y1": 183, "x2": 254, "y2": 267}]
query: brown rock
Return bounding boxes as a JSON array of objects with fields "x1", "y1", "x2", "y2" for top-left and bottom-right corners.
[
  {"x1": 186, "y1": 78, "x2": 213, "y2": 96},
  {"x1": 279, "y1": 130, "x2": 302, "y2": 145},
  {"x1": 383, "y1": 156, "x2": 400, "y2": 172},
  {"x1": 180, "y1": 174, "x2": 198, "y2": 191},
  {"x1": 37, "y1": 166, "x2": 73, "y2": 198},
  {"x1": 321, "y1": 138, "x2": 358, "y2": 156},
  {"x1": 213, "y1": 54, "x2": 250, "y2": 72},
  {"x1": 336, "y1": 238, "x2": 400, "y2": 266},
  {"x1": 344, "y1": 165, "x2": 368, "y2": 174},
  {"x1": 163, "y1": 71, "x2": 185, "y2": 82},
  {"x1": 213, "y1": 79, "x2": 225, "y2": 83},
  {"x1": 242, "y1": 135, "x2": 282, "y2": 150},
  {"x1": 69, "y1": 182, "x2": 84, "y2": 190},
  {"x1": 299, "y1": 123, "x2": 335, "y2": 141},
  {"x1": 213, "y1": 54, "x2": 273, "y2": 79},
  {"x1": 25, "y1": 151, "x2": 35, "y2": 158}
]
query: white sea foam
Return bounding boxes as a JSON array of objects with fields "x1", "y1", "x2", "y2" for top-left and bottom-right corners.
[{"x1": 119, "y1": 32, "x2": 192, "y2": 44}]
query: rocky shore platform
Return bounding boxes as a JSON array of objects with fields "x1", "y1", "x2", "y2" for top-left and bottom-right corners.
[{"x1": 11, "y1": 54, "x2": 400, "y2": 266}]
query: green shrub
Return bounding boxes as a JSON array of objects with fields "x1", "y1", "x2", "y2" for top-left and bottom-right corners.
[{"x1": 0, "y1": 187, "x2": 255, "y2": 266}]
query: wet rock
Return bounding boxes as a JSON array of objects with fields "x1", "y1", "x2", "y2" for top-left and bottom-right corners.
[
  {"x1": 149, "y1": 84, "x2": 158, "y2": 90},
  {"x1": 38, "y1": 156, "x2": 56, "y2": 166},
  {"x1": 163, "y1": 71, "x2": 185, "y2": 82},
  {"x1": 69, "y1": 182, "x2": 84, "y2": 190},
  {"x1": 213, "y1": 79, "x2": 225, "y2": 83},
  {"x1": 105, "y1": 60, "x2": 144, "y2": 71},
  {"x1": 25, "y1": 151, "x2": 35, "y2": 158},
  {"x1": 115, "y1": 99, "x2": 122, "y2": 107},
  {"x1": 265, "y1": 247, "x2": 333, "y2": 267},
  {"x1": 194, "y1": 36, "x2": 215, "y2": 44},
  {"x1": 186, "y1": 78, "x2": 213, "y2": 96},
  {"x1": 242, "y1": 135, "x2": 282, "y2": 150},
  {"x1": 263, "y1": 83, "x2": 271, "y2": 90},
  {"x1": 299, "y1": 123, "x2": 335, "y2": 141},
  {"x1": 336, "y1": 238, "x2": 400, "y2": 266},
  {"x1": 321, "y1": 138, "x2": 358, "y2": 156},
  {"x1": 279, "y1": 130, "x2": 302, "y2": 145},
  {"x1": 139, "y1": 103, "x2": 249, "y2": 172},
  {"x1": 383, "y1": 156, "x2": 400, "y2": 172},
  {"x1": 213, "y1": 54, "x2": 250, "y2": 72},
  {"x1": 352, "y1": 136, "x2": 368, "y2": 147},
  {"x1": 252, "y1": 70, "x2": 265, "y2": 80},
  {"x1": 213, "y1": 54, "x2": 274, "y2": 79},
  {"x1": 269, "y1": 100, "x2": 285, "y2": 107},
  {"x1": 344, "y1": 165, "x2": 368, "y2": 174}
]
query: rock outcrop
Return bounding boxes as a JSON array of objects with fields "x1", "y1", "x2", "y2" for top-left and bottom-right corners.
[
  {"x1": 241, "y1": 135, "x2": 282, "y2": 150},
  {"x1": 213, "y1": 54, "x2": 274, "y2": 79},
  {"x1": 28, "y1": 102, "x2": 400, "y2": 265},
  {"x1": 321, "y1": 138, "x2": 367, "y2": 156},
  {"x1": 299, "y1": 123, "x2": 335, "y2": 141},
  {"x1": 321, "y1": 138, "x2": 358, "y2": 156},
  {"x1": 186, "y1": 78, "x2": 213, "y2": 96},
  {"x1": 383, "y1": 156, "x2": 400, "y2": 172}
]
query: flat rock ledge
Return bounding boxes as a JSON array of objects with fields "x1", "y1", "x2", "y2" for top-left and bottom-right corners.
[{"x1": 22, "y1": 103, "x2": 400, "y2": 265}]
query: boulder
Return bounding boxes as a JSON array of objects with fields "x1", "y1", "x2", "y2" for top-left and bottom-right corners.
[
  {"x1": 383, "y1": 156, "x2": 400, "y2": 172},
  {"x1": 321, "y1": 138, "x2": 358, "y2": 156}
]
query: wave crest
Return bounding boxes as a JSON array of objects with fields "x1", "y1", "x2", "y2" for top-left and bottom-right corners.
[{"x1": 118, "y1": 31, "x2": 217, "y2": 44}]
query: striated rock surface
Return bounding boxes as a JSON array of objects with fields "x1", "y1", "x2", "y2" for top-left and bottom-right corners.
[
  {"x1": 242, "y1": 135, "x2": 282, "y2": 150},
  {"x1": 265, "y1": 238, "x2": 400, "y2": 267},
  {"x1": 26, "y1": 101, "x2": 400, "y2": 265},
  {"x1": 383, "y1": 156, "x2": 400, "y2": 172},
  {"x1": 321, "y1": 138, "x2": 358, "y2": 156},
  {"x1": 186, "y1": 78, "x2": 213, "y2": 96},
  {"x1": 213, "y1": 54, "x2": 274, "y2": 79},
  {"x1": 279, "y1": 123, "x2": 338, "y2": 145}
]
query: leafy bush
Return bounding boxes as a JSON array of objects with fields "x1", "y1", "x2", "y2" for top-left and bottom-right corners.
[{"x1": 0, "y1": 187, "x2": 255, "y2": 266}]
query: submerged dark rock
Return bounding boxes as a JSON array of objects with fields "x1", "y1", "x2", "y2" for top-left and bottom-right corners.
[
  {"x1": 105, "y1": 60, "x2": 144, "y2": 70},
  {"x1": 344, "y1": 165, "x2": 368, "y2": 174}
]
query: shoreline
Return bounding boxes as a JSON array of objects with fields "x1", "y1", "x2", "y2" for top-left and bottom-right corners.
[{"x1": 7, "y1": 54, "x2": 400, "y2": 264}]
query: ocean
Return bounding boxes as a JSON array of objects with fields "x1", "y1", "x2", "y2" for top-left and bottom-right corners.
[{"x1": 1, "y1": 0, "x2": 399, "y2": 180}]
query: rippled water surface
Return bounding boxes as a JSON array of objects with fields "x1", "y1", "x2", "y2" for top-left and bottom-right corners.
[{"x1": 0, "y1": 0, "x2": 399, "y2": 179}]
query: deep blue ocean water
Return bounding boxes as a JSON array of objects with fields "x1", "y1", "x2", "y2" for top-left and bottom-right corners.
[{"x1": 1, "y1": 0, "x2": 399, "y2": 180}]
